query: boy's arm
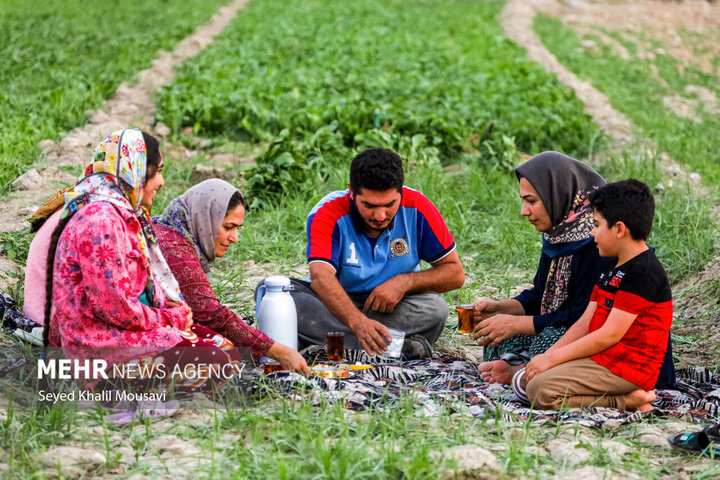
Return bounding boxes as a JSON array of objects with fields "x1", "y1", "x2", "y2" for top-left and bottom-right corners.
[
  {"x1": 545, "y1": 301, "x2": 598, "y2": 353},
  {"x1": 475, "y1": 299, "x2": 597, "y2": 348},
  {"x1": 525, "y1": 307, "x2": 638, "y2": 381}
]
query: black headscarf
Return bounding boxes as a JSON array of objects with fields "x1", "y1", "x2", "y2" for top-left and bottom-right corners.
[
  {"x1": 515, "y1": 151, "x2": 605, "y2": 227},
  {"x1": 515, "y1": 152, "x2": 606, "y2": 316}
]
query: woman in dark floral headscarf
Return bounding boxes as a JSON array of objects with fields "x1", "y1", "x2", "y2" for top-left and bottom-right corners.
[{"x1": 474, "y1": 152, "x2": 675, "y2": 389}]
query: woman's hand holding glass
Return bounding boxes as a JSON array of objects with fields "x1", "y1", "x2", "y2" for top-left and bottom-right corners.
[
  {"x1": 473, "y1": 314, "x2": 518, "y2": 347},
  {"x1": 472, "y1": 299, "x2": 500, "y2": 323}
]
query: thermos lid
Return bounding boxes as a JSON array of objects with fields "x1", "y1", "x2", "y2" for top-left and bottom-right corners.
[{"x1": 265, "y1": 275, "x2": 291, "y2": 290}]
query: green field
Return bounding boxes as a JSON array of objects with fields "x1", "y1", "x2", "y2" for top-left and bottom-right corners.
[
  {"x1": 155, "y1": 0, "x2": 599, "y2": 203},
  {"x1": 0, "y1": 0, "x2": 227, "y2": 192},
  {"x1": 153, "y1": 0, "x2": 715, "y2": 288},
  {"x1": 534, "y1": 14, "x2": 720, "y2": 183},
  {"x1": 1, "y1": 0, "x2": 719, "y2": 478}
]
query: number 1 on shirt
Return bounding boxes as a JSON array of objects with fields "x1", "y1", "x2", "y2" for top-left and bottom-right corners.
[{"x1": 347, "y1": 242, "x2": 359, "y2": 264}]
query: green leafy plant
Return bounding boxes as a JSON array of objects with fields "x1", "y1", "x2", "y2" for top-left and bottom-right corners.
[
  {"x1": 157, "y1": 0, "x2": 599, "y2": 199},
  {"x1": 0, "y1": 229, "x2": 31, "y2": 265}
]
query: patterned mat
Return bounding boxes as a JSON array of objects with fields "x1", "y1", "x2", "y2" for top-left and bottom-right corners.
[{"x1": 258, "y1": 346, "x2": 719, "y2": 427}]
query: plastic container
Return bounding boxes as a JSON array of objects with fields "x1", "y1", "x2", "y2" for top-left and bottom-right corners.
[
  {"x1": 383, "y1": 328, "x2": 405, "y2": 358},
  {"x1": 255, "y1": 275, "x2": 298, "y2": 350}
]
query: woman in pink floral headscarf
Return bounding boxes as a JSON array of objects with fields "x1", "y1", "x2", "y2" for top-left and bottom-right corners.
[{"x1": 45, "y1": 129, "x2": 241, "y2": 392}]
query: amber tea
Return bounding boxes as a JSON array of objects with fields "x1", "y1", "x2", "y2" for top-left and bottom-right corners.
[
  {"x1": 326, "y1": 332, "x2": 345, "y2": 361},
  {"x1": 456, "y1": 306, "x2": 474, "y2": 334},
  {"x1": 263, "y1": 359, "x2": 282, "y2": 374}
]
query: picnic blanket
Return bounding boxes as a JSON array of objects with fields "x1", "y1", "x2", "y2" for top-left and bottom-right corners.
[{"x1": 258, "y1": 346, "x2": 720, "y2": 428}]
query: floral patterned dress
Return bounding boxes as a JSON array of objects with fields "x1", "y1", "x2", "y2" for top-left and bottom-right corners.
[{"x1": 50, "y1": 201, "x2": 187, "y2": 359}]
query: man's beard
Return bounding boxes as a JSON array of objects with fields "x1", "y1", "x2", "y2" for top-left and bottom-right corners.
[{"x1": 349, "y1": 197, "x2": 391, "y2": 234}]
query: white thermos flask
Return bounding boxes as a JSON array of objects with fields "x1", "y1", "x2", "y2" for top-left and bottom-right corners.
[{"x1": 255, "y1": 275, "x2": 298, "y2": 350}]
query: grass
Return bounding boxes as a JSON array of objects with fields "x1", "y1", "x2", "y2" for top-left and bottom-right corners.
[
  {"x1": 0, "y1": 0, "x2": 228, "y2": 193},
  {"x1": 1, "y1": 374, "x2": 718, "y2": 479},
  {"x1": 2, "y1": 0, "x2": 720, "y2": 478},
  {"x1": 534, "y1": 14, "x2": 720, "y2": 184}
]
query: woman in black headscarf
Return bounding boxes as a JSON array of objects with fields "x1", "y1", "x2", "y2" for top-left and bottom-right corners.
[{"x1": 474, "y1": 151, "x2": 675, "y2": 388}]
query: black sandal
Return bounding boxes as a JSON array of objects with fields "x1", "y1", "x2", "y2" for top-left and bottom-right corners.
[
  {"x1": 704, "y1": 423, "x2": 720, "y2": 443},
  {"x1": 668, "y1": 430, "x2": 720, "y2": 458}
]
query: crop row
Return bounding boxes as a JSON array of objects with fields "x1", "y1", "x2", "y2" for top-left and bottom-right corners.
[
  {"x1": 0, "y1": 0, "x2": 227, "y2": 191},
  {"x1": 156, "y1": 0, "x2": 599, "y2": 202}
]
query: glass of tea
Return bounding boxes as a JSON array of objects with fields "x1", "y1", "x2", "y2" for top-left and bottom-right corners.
[
  {"x1": 326, "y1": 332, "x2": 345, "y2": 362},
  {"x1": 456, "y1": 304, "x2": 474, "y2": 334},
  {"x1": 262, "y1": 359, "x2": 282, "y2": 375}
]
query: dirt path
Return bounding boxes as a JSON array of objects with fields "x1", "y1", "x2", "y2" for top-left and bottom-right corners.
[
  {"x1": 0, "y1": 0, "x2": 249, "y2": 235},
  {"x1": 501, "y1": 0, "x2": 635, "y2": 147},
  {"x1": 500, "y1": 0, "x2": 712, "y2": 189}
]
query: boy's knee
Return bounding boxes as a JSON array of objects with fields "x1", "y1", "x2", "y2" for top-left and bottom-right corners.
[{"x1": 526, "y1": 374, "x2": 563, "y2": 410}]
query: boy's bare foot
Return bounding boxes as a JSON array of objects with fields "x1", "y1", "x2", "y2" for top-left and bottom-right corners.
[
  {"x1": 477, "y1": 360, "x2": 525, "y2": 384},
  {"x1": 625, "y1": 389, "x2": 656, "y2": 411}
]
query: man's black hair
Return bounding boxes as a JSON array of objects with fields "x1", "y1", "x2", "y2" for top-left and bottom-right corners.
[
  {"x1": 349, "y1": 148, "x2": 404, "y2": 194},
  {"x1": 589, "y1": 178, "x2": 654, "y2": 240}
]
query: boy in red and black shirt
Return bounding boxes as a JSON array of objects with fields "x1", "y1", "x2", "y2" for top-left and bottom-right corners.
[{"x1": 517, "y1": 179, "x2": 671, "y2": 411}]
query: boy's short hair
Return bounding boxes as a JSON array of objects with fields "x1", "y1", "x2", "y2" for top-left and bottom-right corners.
[
  {"x1": 350, "y1": 148, "x2": 404, "y2": 194},
  {"x1": 589, "y1": 179, "x2": 655, "y2": 240}
]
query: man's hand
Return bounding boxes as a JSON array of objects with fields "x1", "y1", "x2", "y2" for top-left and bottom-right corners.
[
  {"x1": 473, "y1": 314, "x2": 517, "y2": 347},
  {"x1": 472, "y1": 299, "x2": 499, "y2": 322},
  {"x1": 525, "y1": 352, "x2": 557, "y2": 381},
  {"x1": 350, "y1": 317, "x2": 392, "y2": 356},
  {"x1": 363, "y1": 275, "x2": 408, "y2": 313}
]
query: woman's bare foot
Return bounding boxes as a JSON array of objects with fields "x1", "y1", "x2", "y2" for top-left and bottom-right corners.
[
  {"x1": 625, "y1": 389, "x2": 656, "y2": 412},
  {"x1": 477, "y1": 360, "x2": 525, "y2": 384}
]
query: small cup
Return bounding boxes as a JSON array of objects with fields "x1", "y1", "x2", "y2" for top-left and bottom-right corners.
[
  {"x1": 262, "y1": 359, "x2": 282, "y2": 375},
  {"x1": 383, "y1": 328, "x2": 405, "y2": 358},
  {"x1": 456, "y1": 305, "x2": 474, "y2": 334},
  {"x1": 326, "y1": 331, "x2": 345, "y2": 362}
]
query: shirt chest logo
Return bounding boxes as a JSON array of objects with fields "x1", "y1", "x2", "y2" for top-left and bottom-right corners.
[
  {"x1": 608, "y1": 270, "x2": 625, "y2": 288},
  {"x1": 390, "y1": 237, "x2": 409, "y2": 258}
]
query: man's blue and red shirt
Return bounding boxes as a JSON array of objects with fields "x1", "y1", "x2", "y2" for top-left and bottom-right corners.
[{"x1": 306, "y1": 187, "x2": 456, "y2": 294}]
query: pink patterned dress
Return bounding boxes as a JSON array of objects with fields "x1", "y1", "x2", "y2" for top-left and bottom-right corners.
[{"x1": 50, "y1": 201, "x2": 187, "y2": 356}]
